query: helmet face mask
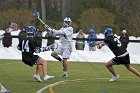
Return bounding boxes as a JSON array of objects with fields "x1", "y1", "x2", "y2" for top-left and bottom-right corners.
[
  {"x1": 63, "y1": 17, "x2": 72, "y2": 26},
  {"x1": 104, "y1": 28, "x2": 113, "y2": 38},
  {"x1": 26, "y1": 26, "x2": 36, "y2": 37}
]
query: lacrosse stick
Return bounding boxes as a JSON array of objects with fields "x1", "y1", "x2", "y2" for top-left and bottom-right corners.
[{"x1": 32, "y1": 10, "x2": 52, "y2": 30}]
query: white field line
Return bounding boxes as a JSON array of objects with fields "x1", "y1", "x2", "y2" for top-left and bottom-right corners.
[
  {"x1": 36, "y1": 77, "x2": 135, "y2": 93},
  {"x1": 36, "y1": 79, "x2": 85, "y2": 93}
]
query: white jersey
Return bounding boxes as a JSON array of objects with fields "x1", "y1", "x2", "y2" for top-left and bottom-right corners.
[
  {"x1": 52, "y1": 26, "x2": 73, "y2": 58},
  {"x1": 53, "y1": 26, "x2": 73, "y2": 47}
]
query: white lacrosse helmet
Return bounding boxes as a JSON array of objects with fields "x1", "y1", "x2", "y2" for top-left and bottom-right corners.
[
  {"x1": 63, "y1": 17, "x2": 72, "y2": 26},
  {"x1": 122, "y1": 30, "x2": 126, "y2": 33}
]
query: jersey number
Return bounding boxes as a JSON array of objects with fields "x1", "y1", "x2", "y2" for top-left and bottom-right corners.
[
  {"x1": 114, "y1": 38, "x2": 121, "y2": 47},
  {"x1": 22, "y1": 40, "x2": 29, "y2": 52}
]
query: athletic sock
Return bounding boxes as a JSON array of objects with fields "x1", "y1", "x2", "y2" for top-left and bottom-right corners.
[{"x1": 64, "y1": 71, "x2": 67, "y2": 75}]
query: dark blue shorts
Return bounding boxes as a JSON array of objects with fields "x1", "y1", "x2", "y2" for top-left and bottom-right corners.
[
  {"x1": 112, "y1": 54, "x2": 130, "y2": 65},
  {"x1": 22, "y1": 54, "x2": 40, "y2": 67}
]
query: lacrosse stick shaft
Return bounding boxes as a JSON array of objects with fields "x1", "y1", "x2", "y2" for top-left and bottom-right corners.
[
  {"x1": 38, "y1": 17, "x2": 52, "y2": 30},
  {"x1": 32, "y1": 10, "x2": 52, "y2": 30},
  {"x1": 38, "y1": 17, "x2": 45, "y2": 25}
]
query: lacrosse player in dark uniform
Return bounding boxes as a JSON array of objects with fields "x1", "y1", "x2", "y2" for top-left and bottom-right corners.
[
  {"x1": 96, "y1": 28, "x2": 140, "y2": 81},
  {"x1": 17, "y1": 26, "x2": 54, "y2": 82}
]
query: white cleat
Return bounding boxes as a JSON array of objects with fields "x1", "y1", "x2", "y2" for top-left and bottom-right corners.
[
  {"x1": 44, "y1": 75, "x2": 55, "y2": 81},
  {"x1": 62, "y1": 74, "x2": 68, "y2": 78},
  {"x1": 33, "y1": 74, "x2": 42, "y2": 82},
  {"x1": 109, "y1": 74, "x2": 120, "y2": 82}
]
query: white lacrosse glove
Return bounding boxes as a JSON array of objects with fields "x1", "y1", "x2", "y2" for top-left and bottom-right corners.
[
  {"x1": 41, "y1": 46, "x2": 50, "y2": 52},
  {"x1": 34, "y1": 47, "x2": 41, "y2": 53},
  {"x1": 47, "y1": 29, "x2": 55, "y2": 35},
  {"x1": 44, "y1": 24, "x2": 49, "y2": 29},
  {"x1": 44, "y1": 24, "x2": 54, "y2": 31},
  {"x1": 42, "y1": 44, "x2": 55, "y2": 52},
  {"x1": 97, "y1": 44, "x2": 103, "y2": 49}
]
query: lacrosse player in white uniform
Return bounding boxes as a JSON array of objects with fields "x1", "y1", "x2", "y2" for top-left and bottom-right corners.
[{"x1": 46, "y1": 17, "x2": 73, "y2": 78}]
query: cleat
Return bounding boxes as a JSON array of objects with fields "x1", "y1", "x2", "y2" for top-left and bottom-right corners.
[
  {"x1": 62, "y1": 74, "x2": 68, "y2": 78},
  {"x1": 44, "y1": 75, "x2": 54, "y2": 81},
  {"x1": 109, "y1": 74, "x2": 119, "y2": 82},
  {"x1": 33, "y1": 74, "x2": 42, "y2": 82},
  {"x1": 0, "y1": 83, "x2": 11, "y2": 93}
]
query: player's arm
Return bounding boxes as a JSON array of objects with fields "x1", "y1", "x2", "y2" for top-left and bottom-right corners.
[
  {"x1": 34, "y1": 46, "x2": 51, "y2": 53},
  {"x1": 95, "y1": 41, "x2": 105, "y2": 49},
  {"x1": 34, "y1": 42, "x2": 55, "y2": 53},
  {"x1": 45, "y1": 29, "x2": 64, "y2": 38},
  {"x1": 52, "y1": 29, "x2": 65, "y2": 36},
  {"x1": 17, "y1": 41, "x2": 22, "y2": 51}
]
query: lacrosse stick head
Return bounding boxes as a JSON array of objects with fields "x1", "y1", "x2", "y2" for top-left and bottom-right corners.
[{"x1": 32, "y1": 9, "x2": 40, "y2": 18}]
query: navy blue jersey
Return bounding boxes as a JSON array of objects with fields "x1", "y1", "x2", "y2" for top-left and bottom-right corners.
[
  {"x1": 17, "y1": 37, "x2": 40, "y2": 66},
  {"x1": 18, "y1": 37, "x2": 37, "y2": 54},
  {"x1": 104, "y1": 35, "x2": 127, "y2": 56}
]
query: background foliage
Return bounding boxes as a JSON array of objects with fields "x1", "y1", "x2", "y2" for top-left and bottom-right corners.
[{"x1": 0, "y1": 0, "x2": 140, "y2": 36}]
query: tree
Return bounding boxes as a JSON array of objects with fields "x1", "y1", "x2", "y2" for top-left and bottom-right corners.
[
  {"x1": 62, "y1": 0, "x2": 68, "y2": 20},
  {"x1": 80, "y1": 8, "x2": 115, "y2": 33},
  {"x1": 41, "y1": 0, "x2": 46, "y2": 21}
]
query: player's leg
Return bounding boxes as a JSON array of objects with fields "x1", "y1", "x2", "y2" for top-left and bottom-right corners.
[
  {"x1": 36, "y1": 65, "x2": 42, "y2": 75},
  {"x1": 122, "y1": 54, "x2": 140, "y2": 77},
  {"x1": 22, "y1": 55, "x2": 43, "y2": 82},
  {"x1": 36, "y1": 58, "x2": 47, "y2": 76},
  {"x1": 33, "y1": 64, "x2": 42, "y2": 82},
  {"x1": 51, "y1": 51, "x2": 62, "y2": 62},
  {"x1": 106, "y1": 60, "x2": 117, "y2": 76},
  {"x1": 51, "y1": 44, "x2": 63, "y2": 62},
  {"x1": 33, "y1": 57, "x2": 46, "y2": 82},
  {"x1": 124, "y1": 64, "x2": 140, "y2": 77},
  {"x1": 51, "y1": 51, "x2": 68, "y2": 78},
  {"x1": 61, "y1": 48, "x2": 71, "y2": 78},
  {"x1": 106, "y1": 59, "x2": 119, "y2": 81},
  {"x1": 62, "y1": 58, "x2": 68, "y2": 78},
  {"x1": 63, "y1": 58, "x2": 68, "y2": 71},
  {"x1": 37, "y1": 58, "x2": 54, "y2": 81}
]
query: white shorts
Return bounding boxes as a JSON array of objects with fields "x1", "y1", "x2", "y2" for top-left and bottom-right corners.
[{"x1": 54, "y1": 43, "x2": 72, "y2": 59}]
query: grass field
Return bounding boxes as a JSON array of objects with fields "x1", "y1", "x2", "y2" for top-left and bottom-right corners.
[{"x1": 0, "y1": 59, "x2": 140, "y2": 93}]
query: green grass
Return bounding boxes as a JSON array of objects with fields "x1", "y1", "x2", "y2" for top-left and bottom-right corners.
[{"x1": 0, "y1": 59, "x2": 140, "y2": 93}]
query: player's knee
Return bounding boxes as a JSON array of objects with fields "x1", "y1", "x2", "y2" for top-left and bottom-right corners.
[
  {"x1": 40, "y1": 61, "x2": 46, "y2": 65},
  {"x1": 51, "y1": 52, "x2": 57, "y2": 57},
  {"x1": 38, "y1": 58, "x2": 46, "y2": 65},
  {"x1": 51, "y1": 52, "x2": 54, "y2": 57},
  {"x1": 42, "y1": 61, "x2": 46, "y2": 65}
]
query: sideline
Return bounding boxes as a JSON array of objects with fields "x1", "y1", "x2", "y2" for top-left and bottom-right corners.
[{"x1": 36, "y1": 77, "x2": 135, "y2": 93}]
